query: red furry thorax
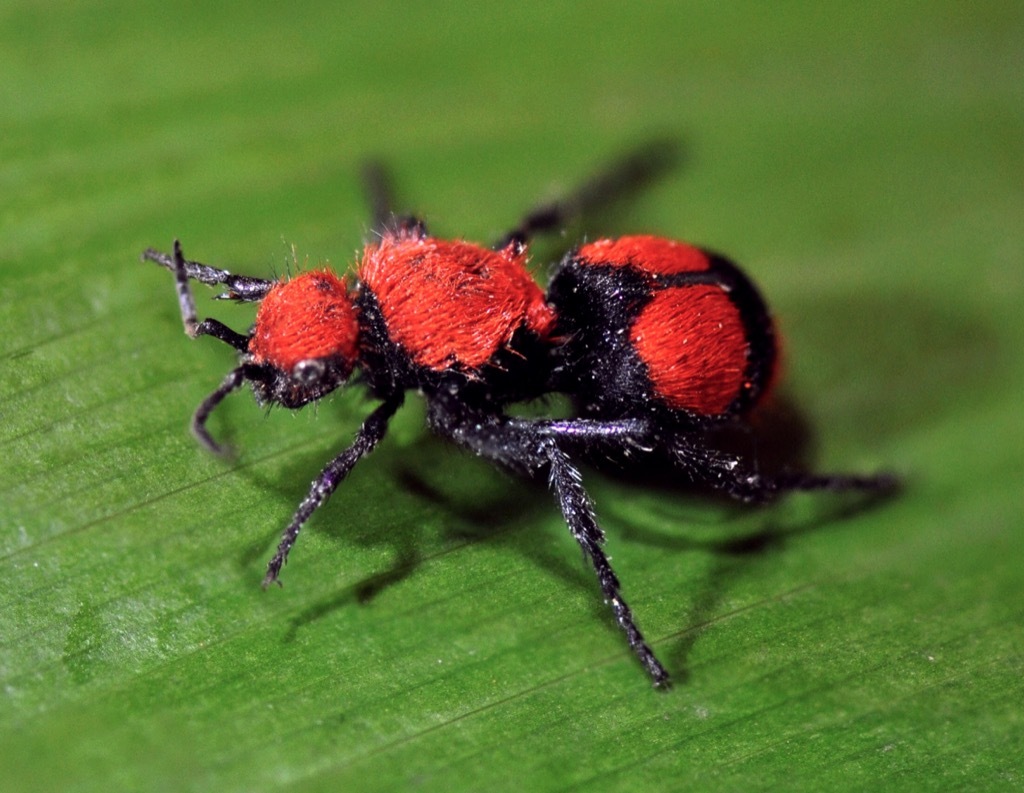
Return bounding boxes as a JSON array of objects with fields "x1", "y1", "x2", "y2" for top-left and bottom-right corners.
[{"x1": 359, "y1": 234, "x2": 555, "y2": 371}]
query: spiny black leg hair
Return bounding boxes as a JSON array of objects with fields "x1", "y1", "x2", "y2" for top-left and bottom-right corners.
[
  {"x1": 425, "y1": 395, "x2": 670, "y2": 687},
  {"x1": 190, "y1": 363, "x2": 268, "y2": 456},
  {"x1": 544, "y1": 442, "x2": 671, "y2": 687},
  {"x1": 142, "y1": 240, "x2": 274, "y2": 304},
  {"x1": 494, "y1": 138, "x2": 680, "y2": 250},
  {"x1": 263, "y1": 392, "x2": 406, "y2": 588},
  {"x1": 505, "y1": 416, "x2": 898, "y2": 504},
  {"x1": 141, "y1": 241, "x2": 256, "y2": 351},
  {"x1": 426, "y1": 408, "x2": 894, "y2": 685},
  {"x1": 672, "y1": 443, "x2": 899, "y2": 504},
  {"x1": 759, "y1": 470, "x2": 900, "y2": 497}
]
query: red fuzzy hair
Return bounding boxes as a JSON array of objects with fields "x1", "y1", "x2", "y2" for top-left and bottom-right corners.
[
  {"x1": 359, "y1": 234, "x2": 555, "y2": 371},
  {"x1": 577, "y1": 235, "x2": 710, "y2": 275},
  {"x1": 631, "y1": 286, "x2": 748, "y2": 414},
  {"x1": 249, "y1": 269, "x2": 359, "y2": 372},
  {"x1": 578, "y1": 235, "x2": 752, "y2": 414}
]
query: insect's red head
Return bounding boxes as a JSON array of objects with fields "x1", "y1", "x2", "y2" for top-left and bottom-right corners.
[{"x1": 247, "y1": 269, "x2": 360, "y2": 406}]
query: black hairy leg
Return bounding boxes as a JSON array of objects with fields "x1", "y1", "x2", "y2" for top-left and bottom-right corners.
[
  {"x1": 358, "y1": 140, "x2": 679, "y2": 253},
  {"x1": 504, "y1": 416, "x2": 897, "y2": 504},
  {"x1": 424, "y1": 404, "x2": 895, "y2": 686},
  {"x1": 142, "y1": 240, "x2": 275, "y2": 303},
  {"x1": 141, "y1": 240, "x2": 256, "y2": 349},
  {"x1": 187, "y1": 362, "x2": 275, "y2": 455},
  {"x1": 494, "y1": 139, "x2": 680, "y2": 250},
  {"x1": 544, "y1": 442, "x2": 670, "y2": 686},
  {"x1": 426, "y1": 394, "x2": 671, "y2": 687},
  {"x1": 263, "y1": 392, "x2": 406, "y2": 587}
]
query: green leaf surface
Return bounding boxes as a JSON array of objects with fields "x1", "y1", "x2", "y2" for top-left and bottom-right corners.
[{"x1": 2, "y1": 2, "x2": 1022, "y2": 790}]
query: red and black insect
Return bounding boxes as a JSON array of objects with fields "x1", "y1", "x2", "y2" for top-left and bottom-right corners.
[{"x1": 142, "y1": 145, "x2": 894, "y2": 688}]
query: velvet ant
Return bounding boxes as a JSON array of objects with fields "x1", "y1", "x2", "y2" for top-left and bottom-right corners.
[{"x1": 142, "y1": 144, "x2": 894, "y2": 688}]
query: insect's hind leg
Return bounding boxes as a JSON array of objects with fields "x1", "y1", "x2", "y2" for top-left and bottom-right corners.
[
  {"x1": 502, "y1": 416, "x2": 898, "y2": 505},
  {"x1": 426, "y1": 397, "x2": 672, "y2": 688},
  {"x1": 359, "y1": 160, "x2": 428, "y2": 239},
  {"x1": 494, "y1": 139, "x2": 681, "y2": 249}
]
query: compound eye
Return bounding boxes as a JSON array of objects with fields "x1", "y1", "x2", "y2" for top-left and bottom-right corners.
[{"x1": 292, "y1": 358, "x2": 326, "y2": 385}]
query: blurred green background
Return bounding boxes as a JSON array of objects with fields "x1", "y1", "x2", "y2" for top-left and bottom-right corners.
[{"x1": 2, "y1": 1, "x2": 1021, "y2": 790}]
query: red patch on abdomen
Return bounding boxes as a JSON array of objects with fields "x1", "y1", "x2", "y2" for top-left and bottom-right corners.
[
  {"x1": 577, "y1": 235, "x2": 710, "y2": 275},
  {"x1": 249, "y1": 269, "x2": 359, "y2": 372},
  {"x1": 630, "y1": 285, "x2": 748, "y2": 414},
  {"x1": 359, "y1": 235, "x2": 555, "y2": 371}
]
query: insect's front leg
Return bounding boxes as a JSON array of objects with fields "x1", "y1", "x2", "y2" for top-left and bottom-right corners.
[{"x1": 263, "y1": 392, "x2": 405, "y2": 587}]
